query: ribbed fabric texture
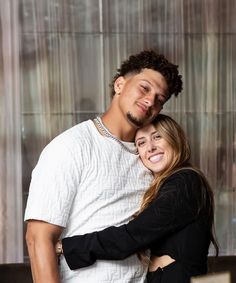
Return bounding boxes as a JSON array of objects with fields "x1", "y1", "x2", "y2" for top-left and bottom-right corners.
[{"x1": 25, "y1": 119, "x2": 153, "y2": 282}]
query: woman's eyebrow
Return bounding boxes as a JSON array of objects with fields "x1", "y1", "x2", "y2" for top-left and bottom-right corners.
[{"x1": 135, "y1": 136, "x2": 145, "y2": 143}]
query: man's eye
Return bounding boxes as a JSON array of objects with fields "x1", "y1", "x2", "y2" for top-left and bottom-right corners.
[
  {"x1": 155, "y1": 96, "x2": 166, "y2": 106},
  {"x1": 141, "y1": 85, "x2": 149, "y2": 92},
  {"x1": 155, "y1": 99, "x2": 163, "y2": 106},
  {"x1": 159, "y1": 98, "x2": 165, "y2": 105}
]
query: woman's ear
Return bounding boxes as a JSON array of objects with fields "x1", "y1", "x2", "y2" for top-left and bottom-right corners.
[{"x1": 114, "y1": 76, "x2": 125, "y2": 94}]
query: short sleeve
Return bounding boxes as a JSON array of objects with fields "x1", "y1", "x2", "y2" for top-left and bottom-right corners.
[{"x1": 24, "y1": 137, "x2": 80, "y2": 227}]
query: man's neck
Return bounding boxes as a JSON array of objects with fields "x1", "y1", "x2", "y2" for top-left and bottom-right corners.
[{"x1": 101, "y1": 110, "x2": 137, "y2": 142}]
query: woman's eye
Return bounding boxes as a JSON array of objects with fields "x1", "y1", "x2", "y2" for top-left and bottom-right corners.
[
  {"x1": 153, "y1": 134, "x2": 161, "y2": 140},
  {"x1": 137, "y1": 141, "x2": 145, "y2": 147}
]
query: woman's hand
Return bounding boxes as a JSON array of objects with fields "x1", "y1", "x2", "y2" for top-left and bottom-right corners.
[{"x1": 55, "y1": 240, "x2": 63, "y2": 256}]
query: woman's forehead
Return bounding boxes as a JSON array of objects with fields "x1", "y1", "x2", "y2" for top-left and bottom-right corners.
[{"x1": 135, "y1": 124, "x2": 158, "y2": 139}]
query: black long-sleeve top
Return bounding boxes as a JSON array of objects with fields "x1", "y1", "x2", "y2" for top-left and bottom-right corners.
[{"x1": 62, "y1": 169, "x2": 211, "y2": 277}]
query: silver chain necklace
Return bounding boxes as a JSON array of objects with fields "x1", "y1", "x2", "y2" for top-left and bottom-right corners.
[{"x1": 94, "y1": 117, "x2": 138, "y2": 155}]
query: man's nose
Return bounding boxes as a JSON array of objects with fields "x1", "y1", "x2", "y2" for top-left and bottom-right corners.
[{"x1": 143, "y1": 93, "x2": 155, "y2": 107}]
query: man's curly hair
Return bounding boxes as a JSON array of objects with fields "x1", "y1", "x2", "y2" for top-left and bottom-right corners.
[{"x1": 110, "y1": 50, "x2": 183, "y2": 99}]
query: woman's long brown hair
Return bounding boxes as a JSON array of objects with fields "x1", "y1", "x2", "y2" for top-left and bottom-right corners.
[{"x1": 135, "y1": 114, "x2": 219, "y2": 263}]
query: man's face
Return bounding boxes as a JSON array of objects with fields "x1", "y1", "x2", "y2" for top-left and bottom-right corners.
[{"x1": 114, "y1": 68, "x2": 169, "y2": 128}]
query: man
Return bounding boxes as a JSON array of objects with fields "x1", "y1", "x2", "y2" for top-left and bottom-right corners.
[{"x1": 25, "y1": 50, "x2": 183, "y2": 283}]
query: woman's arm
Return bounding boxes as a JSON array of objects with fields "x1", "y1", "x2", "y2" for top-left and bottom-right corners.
[{"x1": 62, "y1": 170, "x2": 202, "y2": 270}]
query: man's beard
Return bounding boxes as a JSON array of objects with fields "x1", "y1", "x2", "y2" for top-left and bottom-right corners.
[{"x1": 127, "y1": 112, "x2": 150, "y2": 128}]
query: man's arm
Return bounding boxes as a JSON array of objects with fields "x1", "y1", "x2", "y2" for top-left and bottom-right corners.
[{"x1": 26, "y1": 220, "x2": 64, "y2": 283}]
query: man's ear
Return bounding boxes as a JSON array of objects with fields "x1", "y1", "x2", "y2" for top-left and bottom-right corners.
[{"x1": 114, "y1": 76, "x2": 125, "y2": 94}]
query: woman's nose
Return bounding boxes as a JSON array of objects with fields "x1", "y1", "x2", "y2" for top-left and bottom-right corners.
[{"x1": 147, "y1": 141, "x2": 157, "y2": 152}]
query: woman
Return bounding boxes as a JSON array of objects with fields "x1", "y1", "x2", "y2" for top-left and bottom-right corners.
[{"x1": 56, "y1": 114, "x2": 218, "y2": 283}]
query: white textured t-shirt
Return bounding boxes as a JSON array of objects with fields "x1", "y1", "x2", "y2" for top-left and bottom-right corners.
[{"x1": 25, "y1": 119, "x2": 153, "y2": 283}]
